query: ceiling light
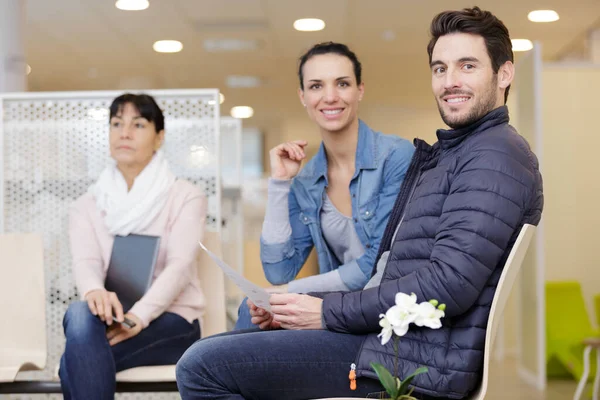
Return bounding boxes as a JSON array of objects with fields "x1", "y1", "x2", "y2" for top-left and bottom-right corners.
[
  {"x1": 153, "y1": 40, "x2": 183, "y2": 53},
  {"x1": 230, "y1": 106, "x2": 254, "y2": 119},
  {"x1": 115, "y1": 0, "x2": 149, "y2": 11},
  {"x1": 512, "y1": 39, "x2": 533, "y2": 52},
  {"x1": 26, "y1": 64, "x2": 31, "y2": 75},
  {"x1": 226, "y1": 75, "x2": 262, "y2": 88},
  {"x1": 293, "y1": 18, "x2": 325, "y2": 32},
  {"x1": 208, "y1": 93, "x2": 225, "y2": 105},
  {"x1": 204, "y1": 39, "x2": 261, "y2": 52},
  {"x1": 528, "y1": 10, "x2": 559, "y2": 23}
]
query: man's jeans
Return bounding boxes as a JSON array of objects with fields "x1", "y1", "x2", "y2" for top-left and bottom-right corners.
[
  {"x1": 59, "y1": 301, "x2": 200, "y2": 400},
  {"x1": 176, "y1": 328, "x2": 388, "y2": 399}
]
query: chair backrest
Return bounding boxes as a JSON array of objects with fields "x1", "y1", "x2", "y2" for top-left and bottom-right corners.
[
  {"x1": 197, "y1": 231, "x2": 227, "y2": 337},
  {"x1": 470, "y1": 224, "x2": 537, "y2": 399},
  {"x1": 546, "y1": 281, "x2": 594, "y2": 342},
  {"x1": 0, "y1": 233, "x2": 47, "y2": 381}
]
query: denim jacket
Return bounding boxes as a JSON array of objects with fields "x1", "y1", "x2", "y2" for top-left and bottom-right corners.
[{"x1": 260, "y1": 120, "x2": 415, "y2": 290}]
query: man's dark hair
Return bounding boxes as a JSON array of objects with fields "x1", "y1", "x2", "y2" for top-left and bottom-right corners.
[
  {"x1": 427, "y1": 6, "x2": 514, "y2": 103},
  {"x1": 109, "y1": 93, "x2": 165, "y2": 132},
  {"x1": 297, "y1": 42, "x2": 362, "y2": 90}
]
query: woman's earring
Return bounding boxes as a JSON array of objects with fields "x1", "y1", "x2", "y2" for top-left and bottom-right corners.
[{"x1": 303, "y1": 103, "x2": 307, "y2": 108}]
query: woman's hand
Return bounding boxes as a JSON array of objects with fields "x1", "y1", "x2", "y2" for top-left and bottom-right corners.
[
  {"x1": 106, "y1": 313, "x2": 143, "y2": 346},
  {"x1": 269, "y1": 140, "x2": 308, "y2": 180},
  {"x1": 85, "y1": 289, "x2": 124, "y2": 326}
]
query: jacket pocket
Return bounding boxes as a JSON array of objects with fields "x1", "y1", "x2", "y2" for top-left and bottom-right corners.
[
  {"x1": 358, "y1": 195, "x2": 380, "y2": 238},
  {"x1": 359, "y1": 195, "x2": 379, "y2": 221},
  {"x1": 298, "y1": 211, "x2": 317, "y2": 225}
]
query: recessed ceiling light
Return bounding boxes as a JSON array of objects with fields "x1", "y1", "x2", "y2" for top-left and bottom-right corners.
[
  {"x1": 230, "y1": 106, "x2": 254, "y2": 119},
  {"x1": 204, "y1": 39, "x2": 261, "y2": 52},
  {"x1": 528, "y1": 10, "x2": 559, "y2": 23},
  {"x1": 115, "y1": 0, "x2": 149, "y2": 11},
  {"x1": 512, "y1": 39, "x2": 533, "y2": 52},
  {"x1": 293, "y1": 18, "x2": 325, "y2": 32},
  {"x1": 26, "y1": 64, "x2": 31, "y2": 75},
  {"x1": 226, "y1": 75, "x2": 262, "y2": 88},
  {"x1": 153, "y1": 40, "x2": 183, "y2": 53},
  {"x1": 208, "y1": 93, "x2": 225, "y2": 105}
]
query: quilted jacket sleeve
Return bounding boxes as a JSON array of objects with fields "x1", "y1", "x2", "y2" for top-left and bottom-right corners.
[{"x1": 322, "y1": 135, "x2": 541, "y2": 333}]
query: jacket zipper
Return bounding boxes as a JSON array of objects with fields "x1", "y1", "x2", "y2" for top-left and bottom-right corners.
[
  {"x1": 351, "y1": 140, "x2": 427, "y2": 380},
  {"x1": 394, "y1": 171, "x2": 420, "y2": 236}
]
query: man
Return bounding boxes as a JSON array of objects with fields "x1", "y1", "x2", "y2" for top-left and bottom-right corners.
[{"x1": 176, "y1": 7, "x2": 544, "y2": 400}]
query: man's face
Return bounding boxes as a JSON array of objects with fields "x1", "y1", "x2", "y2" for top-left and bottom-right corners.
[{"x1": 430, "y1": 33, "x2": 505, "y2": 129}]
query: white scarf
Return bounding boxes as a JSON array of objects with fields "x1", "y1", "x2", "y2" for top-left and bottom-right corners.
[{"x1": 89, "y1": 150, "x2": 176, "y2": 236}]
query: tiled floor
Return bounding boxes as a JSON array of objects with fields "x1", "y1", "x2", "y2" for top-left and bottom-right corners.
[{"x1": 486, "y1": 357, "x2": 579, "y2": 399}]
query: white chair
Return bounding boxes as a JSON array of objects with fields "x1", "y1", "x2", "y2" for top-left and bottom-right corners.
[
  {"x1": 318, "y1": 223, "x2": 537, "y2": 400},
  {"x1": 115, "y1": 230, "x2": 227, "y2": 382},
  {"x1": 0, "y1": 233, "x2": 47, "y2": 383},
  {"x1": 573, "y1": 337, "x2": 600, "y2": 400}
]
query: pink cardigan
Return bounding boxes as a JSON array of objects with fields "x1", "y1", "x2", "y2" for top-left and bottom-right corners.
[{"x1": 69, "y1": 179, "x2": 207, "y2": 328}]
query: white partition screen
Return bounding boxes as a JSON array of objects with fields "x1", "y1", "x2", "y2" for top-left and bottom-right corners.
[
  {"x1": 0, "y1": 89, "x2": 221, "y2": 400},
  {"x1": 219, "y1": 117, "x2": 244, "y2": 321},
  {"x1": 515, "y1": 44, "x2": 546, "y2": 391}
]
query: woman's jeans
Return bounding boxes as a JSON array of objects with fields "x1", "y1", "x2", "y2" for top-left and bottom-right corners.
[
  {"x1": 59, "y1": 301, "x2": 200, "y2": 400},
  {"x1": 233, "y1": 297, "x2": 257, "y2": 330}
]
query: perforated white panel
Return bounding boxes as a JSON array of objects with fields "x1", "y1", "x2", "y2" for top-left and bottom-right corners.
[
  {"x1": 0, "y1": 90, "x2": 221, "y2": 400},
  {"x1": 219, "y1": 118, "x2": 244, "y2": 319}
]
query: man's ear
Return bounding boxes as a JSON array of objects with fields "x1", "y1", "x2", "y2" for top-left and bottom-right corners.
[{"x1": 498, "y1": 61, "x2": 514, "y2": 90}]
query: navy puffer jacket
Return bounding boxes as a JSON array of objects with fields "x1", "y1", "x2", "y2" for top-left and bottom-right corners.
[{"x1": 322, "y1": 106, "x2": 544, "y2": 399}]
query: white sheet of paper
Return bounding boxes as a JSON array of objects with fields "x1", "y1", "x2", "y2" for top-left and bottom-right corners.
[{"x1": 198, "y1": 241, "x2": 272, "y2": 312}]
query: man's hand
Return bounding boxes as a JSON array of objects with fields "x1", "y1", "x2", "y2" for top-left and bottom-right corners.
[
  {"x1": 265, "y1": 284, "x2": 288, "y2": 294},
  {"x1": 106, "y1": 313, "x2": 143, "y2": 346},
  {"x1": 270, "y1": 294, "x2": 324, "y2": 330},
  {"x1": 247, "y1": 298, "x2": 281, "y2": 330}
]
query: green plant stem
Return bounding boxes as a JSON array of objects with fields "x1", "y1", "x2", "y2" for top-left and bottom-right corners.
[{"x1": 393, "y1": 336, "x2": 399, "y2": 384}]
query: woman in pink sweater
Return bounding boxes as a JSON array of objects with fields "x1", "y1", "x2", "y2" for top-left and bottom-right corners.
[{"x1": 59, "y1": 93, "x2": 206, "y2": 400}]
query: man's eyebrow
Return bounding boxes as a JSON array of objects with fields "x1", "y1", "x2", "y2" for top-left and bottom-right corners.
[{"x1": 458, "y1": 57, "x2": 480, "y2": 63}]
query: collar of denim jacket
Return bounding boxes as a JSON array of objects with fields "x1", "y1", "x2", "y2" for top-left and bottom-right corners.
[{"x1": 302, "y1": 119, "x2": 377, "y2": 185}]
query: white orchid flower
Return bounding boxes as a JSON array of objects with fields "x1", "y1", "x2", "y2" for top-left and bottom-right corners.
[
  {"x1": 385, "y1": 304, "x2": 418, "y2": 337},
  {"x1": 413, "y1": 301, "x2": 445, "y2": 329},
  {"x1": 395, "y1": 292, "x2": 418, "y2": 309},
  {"x1": 378, "y1": 314, "x2": 394, "y2": 345}
]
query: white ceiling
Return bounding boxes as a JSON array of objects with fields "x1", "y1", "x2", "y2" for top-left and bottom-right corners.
[{"x1": 25, "y1": 0, "x2": 600, "y2": 132}]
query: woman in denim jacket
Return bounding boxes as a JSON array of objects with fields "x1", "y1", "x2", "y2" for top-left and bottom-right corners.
[{"x1": 236, "y1": 42, "x2": 414, "y2": 329}]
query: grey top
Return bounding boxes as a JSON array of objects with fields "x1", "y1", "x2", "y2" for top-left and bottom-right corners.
[
  {"x1": 320, "y1": 194, "x2": 365, "y2": 266},
  {"x1": 261, "y1": 179, "x2": 293, "y2": 243},
  {"x1": 262, "y1": 178, "x2": 367, "y2": 293},
  {"x1": 363, "y1": 209, "x2": 403, "y2": 289}
]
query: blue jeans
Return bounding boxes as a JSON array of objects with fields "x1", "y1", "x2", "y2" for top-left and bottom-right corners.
[
  {"x1": 233, "y1": 297, "x2": 257, "y2": 330},
  {"x1": 59, "y1": 301, "x2": 200, "y2": 400},
  {"x1": 176, "y1": 328, "x2": 388, "y2": 399}
]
